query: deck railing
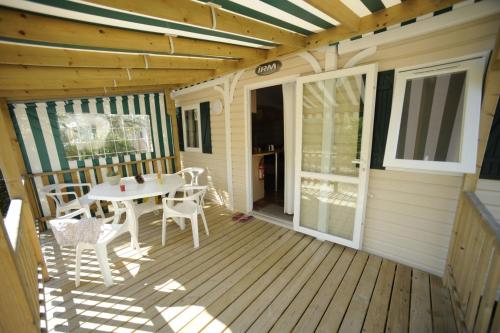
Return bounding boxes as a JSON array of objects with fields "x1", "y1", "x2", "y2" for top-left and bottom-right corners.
[
  {"x1": 445, "y1": 191, "x2": 500, "y2": 333},
  {"x1": 24, "y1": 156, "x2": 176, "y2": 224},
  {"x1": 0, "y1": 199, "x2": 43, "y2": 332}
]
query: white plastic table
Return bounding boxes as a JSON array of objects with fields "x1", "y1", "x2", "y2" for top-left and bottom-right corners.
[{"x1": 88, "y1": 174, "x2": 184, "y2": 249}]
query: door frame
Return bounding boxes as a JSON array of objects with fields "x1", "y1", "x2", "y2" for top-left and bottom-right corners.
[
  {"x1": 243, "y1": 74, "x2": 299, "y2": 212},
  {"x1": 293, "y1": 63, "x2": 378, "y2": 249}
]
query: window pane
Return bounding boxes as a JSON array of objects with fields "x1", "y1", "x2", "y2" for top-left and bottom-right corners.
[
  {"x1": 58, "y1": 113, "x2": 153, "y2": 160},
  {"x1": 185, "y1": 109, "x2": 200, "y2": 148},
  {"x1": 301, "y1": 74, "x2": 365, "y2": 176},
  {"x1": 396, "y1": 71, "x2": 466, "y2": 162}
]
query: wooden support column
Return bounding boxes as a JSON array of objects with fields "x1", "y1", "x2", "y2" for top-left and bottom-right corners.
[
  {"x1": 0, "y1": 98, "x2": 48, "y2": 281},
  {"x1": 164, "y1": 89, "x2": 182, "y2": 172},
  {"x1": 0, "y1": 213, "x2": 39, "y2": 333}
]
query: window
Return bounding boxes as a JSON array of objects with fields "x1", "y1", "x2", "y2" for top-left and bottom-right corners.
[
  {"x1": 58, "y1": 113, "x2": 153, "y2": 160},
  {"x1": 181, "y1": 105, "x2": 202, "y2": 152},
  {"x1": 383, "y1": 55, "x2": 486, "y2": 174}
]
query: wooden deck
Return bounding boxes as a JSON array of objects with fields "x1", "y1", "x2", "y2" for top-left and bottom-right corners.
[{"x1": 41, "y1": 204, "x2": 457, "y2": 333}]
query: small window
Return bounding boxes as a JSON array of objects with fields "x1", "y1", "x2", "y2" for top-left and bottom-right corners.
[
  {"x1": 383, "y1": 55, "x2": 486, "y2": 174},
  {"x1": 58, "y1": 113, "x2": 153, "y2": 160},
  {"x1": 182, "y1": 105, "x2": 202, "y2": 152}
]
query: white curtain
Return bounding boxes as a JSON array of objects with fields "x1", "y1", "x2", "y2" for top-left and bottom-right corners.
[{"x1": 283, "y1": 82, "x2": 296, "y2": 214}]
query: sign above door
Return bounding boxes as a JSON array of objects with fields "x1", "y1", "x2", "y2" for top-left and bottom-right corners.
[{"x1": 255, "y1": 60, "x2": 282, "y2": 76}]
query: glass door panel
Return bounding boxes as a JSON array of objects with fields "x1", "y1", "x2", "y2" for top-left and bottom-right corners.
[{"x1": 294, "y1": 64, "x2": 377, "y2": 249}]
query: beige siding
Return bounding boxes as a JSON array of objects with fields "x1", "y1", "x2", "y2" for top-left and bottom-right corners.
[
  {"x1": 476, "y1": 179, "x2": 500, "y2": 223},
  {"x1": 364, "y1": 169, "x2": 462, "y2": 276},
  {"x1": 175, "y1": 89, "x2": 229, "y2": 205},
  {"x1": 173, "y1": 17, "x2": 499, "y2": 276}
]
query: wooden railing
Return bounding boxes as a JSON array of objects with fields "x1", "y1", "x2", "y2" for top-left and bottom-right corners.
[
  {"x1": 0, "y1": 199, "x2": 42, "y2": 332},
  {"x1": 445, "y1": 191, "x2": 500, "y2": 333}
]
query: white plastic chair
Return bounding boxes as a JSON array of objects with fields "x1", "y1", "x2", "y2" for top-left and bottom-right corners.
[
  {"x1": 161, "y1": 185, "x2": 208, "y2": 248},
  {"x1": 176, "y1": 167, "x2": 205, "y2": 186},
  {"x1": 41, "y1": 183, "x2": 104, "y2": 218},
  {"x1": 52, "y1": 204, "x2": 128, "y2": 287}
]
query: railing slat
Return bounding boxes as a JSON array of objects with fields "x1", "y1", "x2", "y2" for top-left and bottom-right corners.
[{"x1": 475, "y1": 251, "x2": 500, "y2": 332}]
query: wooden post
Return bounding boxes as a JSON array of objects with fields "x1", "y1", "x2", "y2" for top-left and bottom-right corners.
[
  {"x1": 0, "y1": 213, "x2": 39, "y2": 333},
  {"x1": 164, "y1": 88, "x2": 182, "y2": 172},
  {"x1": 0, "y1": 98, "x2": 48, "y2": 281}
]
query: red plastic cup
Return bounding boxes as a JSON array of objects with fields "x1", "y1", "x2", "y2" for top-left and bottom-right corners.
[{"x1": 120, "y1": 183, "x2": 126, "y2": 192}]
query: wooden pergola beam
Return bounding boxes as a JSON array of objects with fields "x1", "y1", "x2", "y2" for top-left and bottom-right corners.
[
  {"x1": 0, "y1": 65, "x2": 213, "y2": 90},
  {"x1": 0, "y1": 85, "x2": 177, "y2": 102},
  {"x1": 87, "y1": 0, "x2": 306, "y2": 47},
  {"x1": 304, "y1": 0, "x2": 360, "y2": 31},
  {"x1": 306, "y1": 0, "x2": 462, "y2": 50},
  {"x1": 0, "y1": 8, "x2": 268, "y2": 60},
  {"x1": 0, "y1": 43, "x2": 238, "y2": 70}
]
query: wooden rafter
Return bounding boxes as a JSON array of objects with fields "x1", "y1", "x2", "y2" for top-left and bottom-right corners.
[
  {"x1": 0, "y1": 43, "x2": 238, "y2": 70},
  {"x1": 0, "y1": 85, "x2": 177, "y2": 101},
  {"x1": 0, "y1": 65, "x2": 214, "y2": 90},
  {"x1": 0, "y1": 8, "x2": 267, "y2": 60},
  {"x1": 305, "y1": 0, "x2": 463, "y2": 50},
  {"x1": 86, "y1": 0, "x2": 306, "y2": 48},
  {"x1": 304, "y1": 0, "x2": 360, "y2": 31}
]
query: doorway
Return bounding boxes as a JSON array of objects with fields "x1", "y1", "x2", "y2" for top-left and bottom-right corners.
[{"x1": 248, "y1": 83, "x2": 294, "y2": 224}]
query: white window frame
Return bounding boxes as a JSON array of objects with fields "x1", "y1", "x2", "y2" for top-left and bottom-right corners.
[
  {"x1": 383, "y1": 54, "x2": 487, "y2": 174},
  {"x1": 181, "y1": 104, "x2": 203, "y2": 153}
]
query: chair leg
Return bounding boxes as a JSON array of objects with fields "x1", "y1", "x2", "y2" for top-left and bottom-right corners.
[
  {"x1": 96, "y1": 201, "x2": 105, "y2": 218},
  {"x1": 162, "y1": 217, "x2": 167, "y2": 246},
  {"x1": 95, "y1": 244, "x2": 113, "y2": 287},
  {"x1": 200, "y1": 209, "x2": 209, "y2": 236},
  {"x1": 75, "y1": 243, "x2": 83, "y2": 287},
  {"x1": 191, "y1": 215, "x2": 199, "y2": 249}
]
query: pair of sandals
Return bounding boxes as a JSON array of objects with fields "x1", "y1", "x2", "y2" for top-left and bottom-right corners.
[{"x1": 232, "y1": 212, "x2": 254, "y2": 222}]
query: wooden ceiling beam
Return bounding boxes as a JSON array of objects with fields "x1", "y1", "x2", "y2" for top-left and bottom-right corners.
[
  {"x1": 0, "y1": 43, "x2": 238, "y2": 70},
  {"x1": 0, "y1": 85, "x2": 177, "y2": 101},
  {"x1": 0, "y1": 8, "x2": 267, "y2": 60},
  {"x1": 305, "y1": 0, "x2": 463, "y2": 50},
  {"x1": 0, "y1": 65, "x2": 213, "y2": 90},
  {"x1": 304, "y1": 0, "x2": 360, "y2": 31},
  {"x1": 87, "y1": 0, "x2": 306, "y2": 47}
]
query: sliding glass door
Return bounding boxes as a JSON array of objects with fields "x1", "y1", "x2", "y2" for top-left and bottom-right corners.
[{"x1": 293, "y1": 64, "x2": 377, "y2": 249}]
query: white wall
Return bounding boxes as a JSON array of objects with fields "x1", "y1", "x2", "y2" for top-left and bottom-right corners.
[{"x1": 476, "y1": 179, "x2": 500, "y2": 223}]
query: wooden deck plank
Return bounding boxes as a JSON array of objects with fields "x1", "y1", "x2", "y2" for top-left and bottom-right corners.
[
  {"x1": 40, "y1": 204, "x2": 458, "y2": 333},
  {"x1": 430, "y1": 275, "x2": 457, "y2": 333},
  {"x1": 73, "y1": 217, "x2": 271, "y2": 331},
  {"x1": 316, "y1": 251, "x2": 370, "y2": 333},
  {"x1": 178, "y1": 233, "x2": 304, "y2": 333},
  {"x1": 385, "y1": 264, "x2": 412, "y2": 333},
  {"x1": 338, "y1": 255, "x2": 382, "y2": 333},
  {"x1": 409, "y1": 270, "x2": 432, "y2": 333},
  {"x1": 245, "y1": 242, "x2": 333, "y2": 333},
  {"x1": 292, "y1": 248, "x2": 356, "y2": 332},
  {"x1": 269, "y1": 245, "x2": 344, "y2": 333},
  {"x1": 199, "y1": 237, "x2": 314, "y2": 333},
  {"x1": 163, "y1": 230, "x2": 297, "y2": 332}
]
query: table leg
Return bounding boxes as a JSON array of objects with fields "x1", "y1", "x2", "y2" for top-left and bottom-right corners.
[{"x1": 122, "y1": 200, "x2": 140, "y2": 250}]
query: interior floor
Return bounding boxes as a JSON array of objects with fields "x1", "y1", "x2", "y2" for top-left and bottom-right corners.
[{"x1": 253, "y1": 191, "x2": 293, "y2": 222}]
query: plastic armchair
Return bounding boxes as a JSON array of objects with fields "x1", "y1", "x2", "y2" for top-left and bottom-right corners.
[
  {"x1": 41, "y1": 183, "x2": 104, "y2": 218},
  {"x1": 53, "y1": 206, "x2": 128, "y2": 287},
  {"x1": 175, "y1": 167, "x2": 205, "y2": 186},
  {"x1": 161, "y1": 185, "x2": 208, "y2": 248}
]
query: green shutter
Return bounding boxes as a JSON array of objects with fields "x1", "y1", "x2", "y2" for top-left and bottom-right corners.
[
  {"x1": 200, "y1": 101, "x2": 212, "y2": 154},
  {"x1": 176, "y1": 107, "x2": 184, "y2": 151},
  {"x1": 480, "y1": 101, "x2": 500, "y2": 180},
  {"x1": 370, "y1": 70, "x2": 395, "y2": 170}
]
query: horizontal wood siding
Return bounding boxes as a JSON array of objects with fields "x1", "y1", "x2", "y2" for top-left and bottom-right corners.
[
  {"x1": 175, "y1": 89, "x2": 229, "y2": 206},
  {"x1": 364, "y1": 169, "x2": 462, "y2": 276},
  {"x1": 476, "y1": 179, "x2": 500, "y2": 223}
]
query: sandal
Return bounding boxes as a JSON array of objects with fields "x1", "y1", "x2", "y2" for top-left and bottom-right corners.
[
  {"x1": 232, "y1": 212, "x2": 245, "y2": 221},
  {"x1": 238, "y1": 215, "x2": 254, "y2": 223}
]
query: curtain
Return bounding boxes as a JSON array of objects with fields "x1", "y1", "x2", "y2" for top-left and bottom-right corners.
[{"x1": 283, "y1": 82, "x2": 295, "y2": 214}]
